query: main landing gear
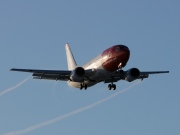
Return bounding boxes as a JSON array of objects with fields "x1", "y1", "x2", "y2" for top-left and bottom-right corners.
[
  {"x1": 108, "y1": 83, "x2": 116, "y2": 90},
  {"x1": 107, "y1": 68, "x2": 123, "y2": 90},
  {"x1": 79, "y1": 83, "x2": 87, "y2": 90}
]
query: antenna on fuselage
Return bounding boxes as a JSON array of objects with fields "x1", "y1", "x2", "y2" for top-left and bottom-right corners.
[{"x1": 65, "y1": 43, "x2": 77, "y2": 70}]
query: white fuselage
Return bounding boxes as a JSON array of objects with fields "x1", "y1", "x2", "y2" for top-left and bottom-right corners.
[
  {"x1": 67, "y1": 55, "x2": 111, "y2": 88},
  {"x1": 67, "y1": 44, "x2": 131, "y2": 89}
]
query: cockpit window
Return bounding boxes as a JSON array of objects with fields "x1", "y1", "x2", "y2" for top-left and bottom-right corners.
[
  {"x1": 117, "y1": 45, "x2": 129, "y2": 50},
  {"x1": 115, "y1": 47, "x2": 120, "y2": 51},
  {"x1": 114, "y1": 45, "x2": 129, "y2": 51},
  {"x1": 120, "y1": 46, "x2": 125, "y2": 49}
]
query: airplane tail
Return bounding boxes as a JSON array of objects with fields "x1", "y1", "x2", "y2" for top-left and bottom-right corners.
[{"x1": 65, "y1": 43, "x2": 77, "y2": 70}]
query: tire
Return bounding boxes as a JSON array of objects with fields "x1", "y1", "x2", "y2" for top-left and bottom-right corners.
[
  {"x1": 84, "y1": 84, "x2": 87, "y2": 90},
  {"x1": 80, "y1": 84, "x2": 83, "y2": 90},
  {"x1": 108, "y1": 84, "x2": 112, "y2": 90},
  {"x1": 112, "y1": 84, "x2": 116, "y2": 90}
]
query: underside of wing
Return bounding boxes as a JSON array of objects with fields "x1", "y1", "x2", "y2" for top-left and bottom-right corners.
[
  {"x1": 104, "y1": 68, "x2": 169, "y2": 83},
  {"x1": 10, "y1": 68, "x2": 71, "y2": 81}
]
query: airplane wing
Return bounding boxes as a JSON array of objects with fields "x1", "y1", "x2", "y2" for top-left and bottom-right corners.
[
  {"x1": 10, "y1": 68, "x2": 71, "y2": 81},
  {"x1": 104, "y1": 70, "x2": 169, "y2": 83}
]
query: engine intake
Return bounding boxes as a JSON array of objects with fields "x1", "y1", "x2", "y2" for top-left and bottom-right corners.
[
  {"x1": 75, "y1": 67, "x2": 85, "y2": 76},
  {"x1": 125, "y1": 68, "x2": 140, "y2": 82}
]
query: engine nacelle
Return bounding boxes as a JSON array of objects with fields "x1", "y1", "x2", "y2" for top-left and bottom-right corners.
[
  {"x1": 70, "y1": 67, "x2": 85, "y2": 82},
  {"x1": 125, "y1": 68, "x2": 140, "y2": 82}
]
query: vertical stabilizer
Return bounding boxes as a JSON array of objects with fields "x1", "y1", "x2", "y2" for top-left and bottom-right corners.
[{"x1": 65, "y1": 43, "x2": 77, "y2": 70}]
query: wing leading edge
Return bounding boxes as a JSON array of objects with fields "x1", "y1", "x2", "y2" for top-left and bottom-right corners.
[{"x1": 10, "y1": 68, "x2": 71, "y2": 81}]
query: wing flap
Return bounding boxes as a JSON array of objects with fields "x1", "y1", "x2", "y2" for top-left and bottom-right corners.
[
  {"x1": 10, "y1": 68, "x2": 71, "y2": 81},
  {"x1": 33, "y1": 76, "x2": 69, "y2": 81},
  {"x1": 104, "y1": 70, "x2": 169, "y2": 83}
]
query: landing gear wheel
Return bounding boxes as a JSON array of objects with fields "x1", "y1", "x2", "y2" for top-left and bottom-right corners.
[
  {"x1": 108, "y1": 84, "x2": 112, "y2": 90},
  {"x1": 84, "y1": 84, "x2": 87, "y2": 90},
  {"x1": 80, "y1": 84, "x2": 83, "y2": 90},
  {"x1": 112, "y1": 84, "x2": 116, "y2": 90},
  {"x1": 108, "y1": 84, "x2": 116, "y2": 90},
  {"x1": 79, "y1": 83, "x2": 87, "y2": 90}
]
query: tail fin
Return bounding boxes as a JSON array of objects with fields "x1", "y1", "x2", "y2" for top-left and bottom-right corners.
[{"x1": 65, "y1": 43, "x2": 77, "y2": 70}]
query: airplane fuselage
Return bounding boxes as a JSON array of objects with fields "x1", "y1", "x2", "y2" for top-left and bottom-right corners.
[{"x1": 67, "y1": 45, "x2": 130, "y2": 88}]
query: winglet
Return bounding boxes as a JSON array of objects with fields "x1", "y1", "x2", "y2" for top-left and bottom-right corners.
[{"x1": 65, "y1": 43, "x2": 77, "y2": 70}]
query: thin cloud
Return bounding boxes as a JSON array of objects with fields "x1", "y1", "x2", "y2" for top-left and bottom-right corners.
[
  {"x1": 0, "y1": 77, "x2": 31, "y2": 96},
  {"x1": 3, "y1": 81, "x2": 140, "y2": 135}
]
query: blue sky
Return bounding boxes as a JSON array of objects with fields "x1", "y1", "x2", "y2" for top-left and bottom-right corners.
[{"x1": 0, "y1": 0, "x2": 179, "y2": 135}]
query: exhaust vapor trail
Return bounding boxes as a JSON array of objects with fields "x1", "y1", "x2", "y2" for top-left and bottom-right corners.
[
  {"x1": 3, "y1": 81, "x2": 140, "y2": 135},
  {"x1": 0, "y1": 77, "x2": 31, "y2": 96}
]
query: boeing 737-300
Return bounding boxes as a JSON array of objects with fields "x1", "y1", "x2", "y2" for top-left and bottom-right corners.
[{"x1": 10, "y1": 43, "x2": 169, "y2": 90}]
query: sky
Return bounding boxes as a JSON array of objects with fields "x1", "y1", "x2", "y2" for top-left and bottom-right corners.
[{"x1": 0, "y1": 0, "x2": 179, "y2": 135}]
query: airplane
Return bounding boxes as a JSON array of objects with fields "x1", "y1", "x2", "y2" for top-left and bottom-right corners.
[{"x1": 10, "y1": 43, "x2": 169, "y2": 90}]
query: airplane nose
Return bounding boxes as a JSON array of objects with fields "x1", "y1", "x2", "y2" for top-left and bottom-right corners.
[
  {"x1": 117, "y1": 49, "x2": 130, "y2": 68},
  {"x1": 101, "y1": 45, "x2": 130, "y2": 72}
]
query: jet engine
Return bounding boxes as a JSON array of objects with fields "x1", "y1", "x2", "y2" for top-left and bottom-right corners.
[
  {"x1": 70, "y1": 67, "x2": 85, "y2": 82},
  {"x1": 125, "y1": 68, "x2": 140, "y2": 82}
]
